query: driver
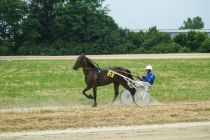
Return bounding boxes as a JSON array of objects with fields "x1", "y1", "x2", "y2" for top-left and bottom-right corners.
[{"x1": 138, "y1": 65, "x2": 155, "y2": 87}]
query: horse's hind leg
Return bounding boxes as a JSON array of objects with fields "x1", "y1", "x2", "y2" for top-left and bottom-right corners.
[
  {"x1": 112, "y1": 82, "x2": 120, "y2": 103},
  {"x1": 124, "y1": 85, "x2": 136, "y2": 102},
  {"x1": 82, "y1": 86, "x2": 93, "y2": 99},
  {"x1": 122, "y1": 82, "x2": 136, "y2": 96},
  {"x1": 127, "y1": 86, "x2": 136, "y2": 101}
]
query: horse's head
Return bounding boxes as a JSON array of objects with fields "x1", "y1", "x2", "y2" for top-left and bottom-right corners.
[{"x1": 73, "y1": 53, "x2": 87, "y2": 70}]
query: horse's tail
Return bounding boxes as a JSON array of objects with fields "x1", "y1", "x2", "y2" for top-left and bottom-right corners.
[{"x1": 125, "y1": 69, "x2": 134, "y2": 80}]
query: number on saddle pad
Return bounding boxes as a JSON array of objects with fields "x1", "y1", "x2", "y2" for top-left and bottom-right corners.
[{"x1": 107, "y1": 70, "x2": 115, "y2": 78}]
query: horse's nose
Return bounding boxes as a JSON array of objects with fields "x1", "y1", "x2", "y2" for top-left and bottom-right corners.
[{"x1": 73, "y1": 66, "x2": 77, "y2": 71}]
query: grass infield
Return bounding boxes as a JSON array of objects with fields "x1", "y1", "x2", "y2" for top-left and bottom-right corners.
[{"x1": 0, "y1": 59, "x2": 210, "y2": 108}]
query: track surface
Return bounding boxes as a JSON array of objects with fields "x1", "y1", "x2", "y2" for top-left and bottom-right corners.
[
  {"x1": 0, "y1": 102, "x2": 210, "y2": 140},
  {"x1": 0, "y1": 53, "x2": 210, "y2": 60},
  {"x1": 1, "y1": 122, "x2": 210, "y2": 140}
]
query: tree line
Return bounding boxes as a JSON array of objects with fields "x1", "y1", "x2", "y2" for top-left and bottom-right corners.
[{"x1": 0, "y1": 0, "x2": 210, "y2": 55}]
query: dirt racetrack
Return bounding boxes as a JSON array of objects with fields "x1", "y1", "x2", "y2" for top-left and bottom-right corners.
[
  {"x1": 0, "y1": 101, "x2": 210, "y2": 140},
  {"x1": 1, "y1": 121, "x2": 210, "y2": 140}
]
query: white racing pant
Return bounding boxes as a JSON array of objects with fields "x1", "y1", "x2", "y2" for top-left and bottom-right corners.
[{"x1": 139, "y1": 81, "x2": 152, "y2": 88}]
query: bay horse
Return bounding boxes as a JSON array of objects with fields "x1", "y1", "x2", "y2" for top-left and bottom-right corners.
[{"x1": 73, "y1": 54, "x2": 136, "y2": 107}]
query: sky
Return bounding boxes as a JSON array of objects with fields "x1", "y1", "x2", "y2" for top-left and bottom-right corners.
[{"x1": 103, "y1": 0, "x2": 210, "y2": 29}]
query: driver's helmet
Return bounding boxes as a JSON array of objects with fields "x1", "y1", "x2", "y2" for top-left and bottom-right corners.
[{"x1": 145, "y1": 65, "x2": 152, "y2": 70}]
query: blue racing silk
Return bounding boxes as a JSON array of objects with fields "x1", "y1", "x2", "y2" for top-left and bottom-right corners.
[{"x1": 144, "y1": 72, "x2": 155, "y2": 85}]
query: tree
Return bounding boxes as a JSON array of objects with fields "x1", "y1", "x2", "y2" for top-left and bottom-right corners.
[
  {"x1": 174, "y1": 31, "x2": 208, "y2": 52},
  {"x1": 0, "y1": 0, "x2": 28, "y2": 54},
  {"x1": 142, "y1": 26, "x2": 171, "y2": 52},
  {"x1": 21, "y1": 17, "x2": 41, "y2": 44},
  {"x1": 53, "y1": 0, "x2": 118, "y2": 42},
  {"x1": 26, "y1": 0, "x2": 60, "y2": 42},
  {"x1": 173, "y1": 33, "x2": 187, "y2": 47},
  {"x1": 152, "y1": 43, "x2": 183, "y2": 53},
  {"x1": 199, "y1": 38, "x2": 210, "y2": 52},
  {"x1": 180, "y1": 16, "x2": 204, "y2": 29},
  {"x1": 51, "y1": 0, "x2": 120, "y2": 54},
  {"x1": 0, "y1": 44, "x2": 10, "y2": 55},
  {"x1": 186, "y1": 32, "x2": 207, "y2": 52}
]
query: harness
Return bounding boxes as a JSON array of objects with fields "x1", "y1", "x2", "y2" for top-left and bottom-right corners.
[{"x1": 87, "y1": 57, "x2": 139, "y2": 77}]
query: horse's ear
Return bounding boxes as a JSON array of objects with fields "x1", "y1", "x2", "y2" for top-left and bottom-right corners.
[{"x1": 81, "y1": 53, "x2": 85, "y2": 57}]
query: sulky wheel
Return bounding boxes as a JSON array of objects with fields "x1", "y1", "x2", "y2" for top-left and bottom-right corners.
[
  {"x1": 120, "y1": 89, "x2": 134, "y2": 105},
  {"x1": 133, "y1": 87, "x2": 150, "y2": 107}
]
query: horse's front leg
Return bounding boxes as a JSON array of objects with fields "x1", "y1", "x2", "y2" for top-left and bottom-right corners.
[
  {"x1": 82, "y1": 86, "x2": 93, "y2": 99},
  {"x1": 92, "y1": 85, "x2": 97, "y2": 107}
]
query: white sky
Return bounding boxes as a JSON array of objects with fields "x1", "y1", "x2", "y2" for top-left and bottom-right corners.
[{"x1": 103, "y1": 0, "x2": 210, "y2": 29}]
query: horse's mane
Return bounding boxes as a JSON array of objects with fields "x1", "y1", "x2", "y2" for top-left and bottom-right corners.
[{"x1": 85, "y1": 57, "x2": 97, "y2": 68}]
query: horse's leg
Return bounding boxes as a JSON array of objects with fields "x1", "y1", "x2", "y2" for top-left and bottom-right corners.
[
  {"x1": 125, "y1": 85, "x2": 136, "y2": 101},
  {"x1": 112, "y1": 82, "x2": 120, "y2": 103},
  {"x1": 121, "y1": 82, "x2": 136, "y2": 96},
  {"x1": 92, "y1": 85, "x2": 97, "y2": 107},
  {"x1": 82, "y1": 86, "x2": 93, "y2": 99}
]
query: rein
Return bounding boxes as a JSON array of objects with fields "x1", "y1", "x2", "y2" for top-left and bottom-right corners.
[
  {"x1": 83, "y1": 57, "x2": 139, "y2": 78},
  {"x1": 86, "y1": 57, "x2": 100, "y2": 68}
]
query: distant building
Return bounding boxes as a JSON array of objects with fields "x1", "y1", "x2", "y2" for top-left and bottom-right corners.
[{"x1": 130, "y1": 29, "x2": 210, "y2": 38}]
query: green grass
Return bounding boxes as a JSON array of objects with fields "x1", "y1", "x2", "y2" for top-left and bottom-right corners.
[{"x1": 0, "y1": 59, "x2": 210, "y2": 108}]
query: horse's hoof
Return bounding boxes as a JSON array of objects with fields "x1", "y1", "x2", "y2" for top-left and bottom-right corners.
[
  {"x1": 92, "y1": 104, "x2": 97, "y2": 107},
  {"x1": 109, "y1": 103, "x2": 113, "y2": 107},
  {"x1": 87, "y1": 95, "x2": 94, "y2": 99}
]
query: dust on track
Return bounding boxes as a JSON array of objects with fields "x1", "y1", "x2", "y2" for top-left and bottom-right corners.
[
  {"x1": 0, "y1": 102, "x2": 210, "y2": 140},
  {"x1": 0, "y1": 101, "x2": 210, "y2": 132}
]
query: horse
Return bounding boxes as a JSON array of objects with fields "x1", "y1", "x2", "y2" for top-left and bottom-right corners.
[{"x1": 73, "y1": 54, "x2": 136, "y2": 107}]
